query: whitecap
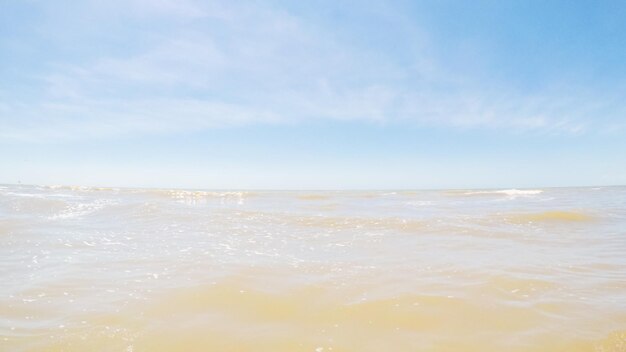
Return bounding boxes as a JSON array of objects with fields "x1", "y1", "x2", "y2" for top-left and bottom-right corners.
[{"x1": 463, "y1": 189, "x2": 543, "y2": 197}]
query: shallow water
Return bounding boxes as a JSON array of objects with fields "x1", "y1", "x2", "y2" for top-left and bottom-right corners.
[{"x1": 1, "y1": 184, "x2": 625, "y2": 351}]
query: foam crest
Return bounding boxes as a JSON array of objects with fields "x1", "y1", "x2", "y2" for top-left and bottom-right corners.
[{"x1": 462, "y1": 189, "x2": 544, "y2": 197}]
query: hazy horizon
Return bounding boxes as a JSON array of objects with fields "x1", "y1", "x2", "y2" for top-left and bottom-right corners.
[{"x1": 2, "y1": 182, "x2": 624, "y2": 193}]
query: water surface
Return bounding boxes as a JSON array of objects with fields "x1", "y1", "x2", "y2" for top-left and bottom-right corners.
[{"x1": 1, "y1": 185, "x2": 625, "y2": 351}]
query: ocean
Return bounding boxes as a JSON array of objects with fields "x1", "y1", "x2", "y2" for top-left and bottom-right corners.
[{"x1": 1, "y1": 184, "x2": 625, "y2": 351}]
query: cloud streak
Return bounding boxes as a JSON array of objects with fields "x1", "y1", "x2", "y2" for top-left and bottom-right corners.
[{"x1": 1, "y1": 0, "x2": 624, "y2": 143}]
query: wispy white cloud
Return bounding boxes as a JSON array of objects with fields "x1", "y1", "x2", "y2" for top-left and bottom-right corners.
[
  {"x1": 0, "y1": 98, "x2": 283, "y2": 142},
  {"x1": 1, "y1": 0, "x2": 623, "y2": 143},
  {"x1": 90, "y1": 0, "x2": 213, "y2": 19}
]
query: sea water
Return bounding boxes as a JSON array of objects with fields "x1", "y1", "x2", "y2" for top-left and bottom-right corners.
[{"x1": 1, "y1": 184, "x2": 625, "y2": 351}]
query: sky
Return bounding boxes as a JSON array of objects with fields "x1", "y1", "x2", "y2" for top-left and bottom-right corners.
[{"x1": 1, "y1": 0, "x2": 625, "y2": 189}]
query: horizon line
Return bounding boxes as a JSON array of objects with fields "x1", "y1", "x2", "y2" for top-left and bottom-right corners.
[{"x1": 2, "y1": 182, "x2": 623, "y2": 193}]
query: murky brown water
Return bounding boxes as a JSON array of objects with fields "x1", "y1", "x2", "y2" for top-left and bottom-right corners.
[{"x1": 1, "y1": 185, "x2": 625, "y2": 351}]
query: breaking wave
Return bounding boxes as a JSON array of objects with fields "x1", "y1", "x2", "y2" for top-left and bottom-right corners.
[{"x1": 461, "y1": 189, "x2": 544, "y2": 196}]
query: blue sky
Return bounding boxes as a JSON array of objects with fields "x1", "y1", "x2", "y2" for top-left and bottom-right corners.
[{"x1": 1, "y1": 0, "x2": 625, "y2": 189}]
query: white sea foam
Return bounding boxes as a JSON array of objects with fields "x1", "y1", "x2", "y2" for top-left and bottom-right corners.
[
  {"x1": 494, "y1": 189, "x2": 543, "y2": 196},
  {"x1": 48, "y1": 199, "x2": 115, "y2": 220},
  {"x1": 463, "y1": 189, "x2": 543, "y2": 197}
]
